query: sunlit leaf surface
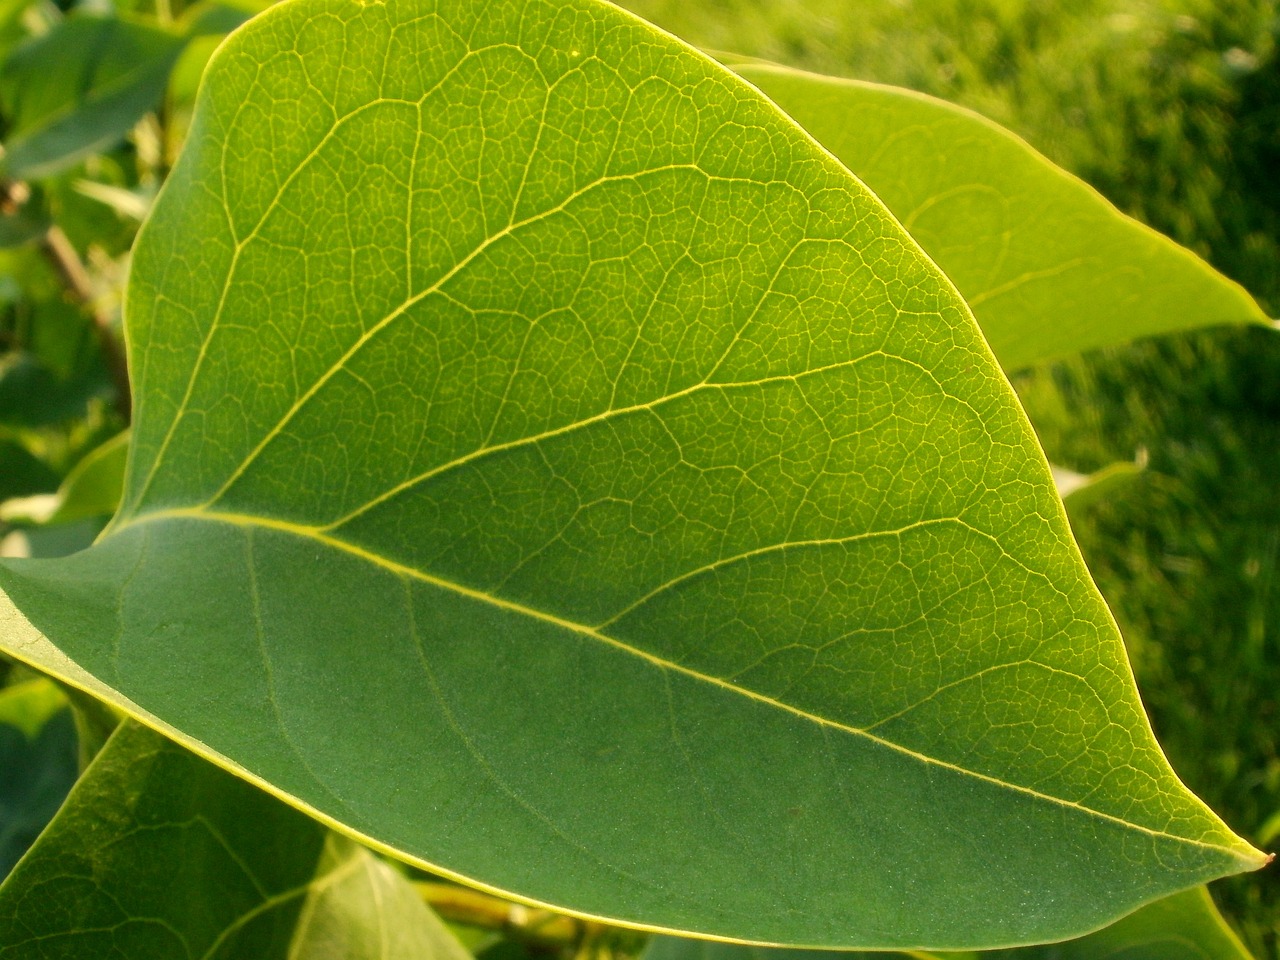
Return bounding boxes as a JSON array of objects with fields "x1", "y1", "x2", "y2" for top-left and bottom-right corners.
[
  {"x1": 0, "y1": 0, "x2": 1264, "y2": 948},
  {"x1": 732, "y1": 64, "x2": 1273, "y2": 369}
]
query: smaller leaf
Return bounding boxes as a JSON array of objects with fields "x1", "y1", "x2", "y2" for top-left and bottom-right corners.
[
  {"x1": 0, "y1": 718, "x2": 476, "y2": 960},
  {"x1": 0, "y1": 678, "x2": 77, "y2": 879},
  {"x1": 983, "y1": 887, "x2": 1258, "y2": 960},
  {"x1": 1257, "y1": 810, "x2": 1280, "y2": 848},
  {"x1": 0, "y1": 339, "x2": 113, "y2": 431},
  {"x1": 732, "y1": 63, "x2": 1273, "y2": 370},
  {"x1": 1053, "y1": 457, "x2": 1145, "y2": 516},
  {"x1": 0, "y1": 429, "x2": 127, "y2": 525},
  {"x1": 0, "y1": 13, "x2": 187, "y2": 179},
  {"x1": 73, "y1": 179, "x2": 152, "y2": 222},
  {"x1": 643, "y1": 886, "x2": 1256, "y2": 960}
]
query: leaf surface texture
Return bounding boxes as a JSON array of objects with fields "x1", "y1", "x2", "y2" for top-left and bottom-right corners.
[
  {"x1": 732, "y1": 64, "x2": 1272, "y2": 369},
  {"x1": 0, "y1": 0, "x2": 1263, "y2": 947}
]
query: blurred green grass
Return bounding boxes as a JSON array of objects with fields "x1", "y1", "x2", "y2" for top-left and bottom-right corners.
[{"x1": 615, "y1": 0, "x2": 1280, "y2": 954}]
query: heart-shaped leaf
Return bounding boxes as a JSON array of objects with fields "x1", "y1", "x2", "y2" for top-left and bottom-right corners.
[{"x1": 0, "y1": 0, "x2": 1265, "y2": 949}]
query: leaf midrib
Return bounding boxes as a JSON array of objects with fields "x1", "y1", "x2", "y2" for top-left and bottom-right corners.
[{"x1": 110, "y1": 506, "x2": 1243, "y2": 858}]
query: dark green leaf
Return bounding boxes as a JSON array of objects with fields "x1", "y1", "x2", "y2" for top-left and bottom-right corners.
[
  {"x1": 0, "y1": 718, "x2": 478, "y2": 959},
  {"x1": 0, "y1": 429, "x2": 127, "y2": 525},
  {"x1": 0, "y1": 13, "x2": 187, "y2": 179},
  {"x1": 0, "y1": 678, "x2": 77, "y2": 879},
  {"x1": 0, "y1": 0, "x2": 1264, "y2": 948},
  {"x1": 0, "y1": 440, "x2": 57, "y2": 501}
]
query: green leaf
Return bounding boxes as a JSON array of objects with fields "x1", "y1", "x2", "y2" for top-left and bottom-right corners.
[
  {"x1": 1258, "y1": 810, "x2": 1280, "y2": 848},
  {"x1": 0, "y1": 0, "x2": 1265, "y2": 948},
  {"x1": 986, "y1": 887, "x2": 1258, "y2": 960},
  {"x1": 0, "y1": 13, "x2": 187, "y2": 180},
  {"x1": 179, "y1": 0, "x2": 270, "y2": 39},
  {"x1": 0, "y1": 719, "x2": 477, "y2": 959},
  {"x1": 0, "y1": 429, "x2": 128, "y2": 526},
  {"x1": 0, "y1": 678, "x2": 77, "y2": 879},
  {"x1": 0, "y1": 320, "x2": 114, "y2": 430},
  {"x1": 643, "y1": 885, "x2": 1256, "y2": 960},
  {"x1": 1054, "y1": 459, "x2": 1145, "y2": 518},
  {"x1": 0, "y1": 440, "x2": 57, "y2": 501},
  {"x1": 0, "y1": 184, "x2": 49, "y2": 248},
  {"x1": 730, "y1": 64, "x2": 1273, "y2": 370}
]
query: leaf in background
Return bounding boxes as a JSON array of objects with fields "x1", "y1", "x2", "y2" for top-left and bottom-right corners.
[
  {"x1": 0, "y1": 0, "x2": 1266, "y2": 948},
  {"x1": 987, "y1": 886, "x2": 1257, "y2": 960},
  {"x1": 1259, "y1": 810, "x2": 1280, "y2": 848},
  {"x1": 0, "y1": 678, "x2": 77, "y2": 879},
  {"x1": 0, "y1": 311, "x2": 114, "y2": 429},
  {"x1": 0, "y1": 0, "x2": 33, "y2": 60},
  {"x1": 0, "y1": 719, "x2": 475, "y2": 959},
  {"x1": 1054, "y1": 458, "x2": 1145, "y2": 518},
  {"x1": 0, "y1": 440, "x2": 57, "y2": 501},
  {"x1": 0, "y1": 13, "x2": 187, "y2": 180},
  {"x1": 0, "y1": 183, "x2": 49, "y2": 249},
  {"x1": 0, "y1": 429, "x2": 127, "y2": 525},
  {"x1": 644, "y1": 885, "x2": 1255, "y2": 960},
  {"x1": 731, "y1": 64, "x2": 1274, "y2": 370},
  {"x1": 179, "y1": 0, "x2": 270, "y2": 39}
]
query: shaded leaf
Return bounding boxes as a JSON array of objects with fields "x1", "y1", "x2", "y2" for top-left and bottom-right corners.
[
  {"x1": 643, "y1": 885, "x2": 1255, "y2": 960},
  {"x1": 0, "y1": 0, "x2": 1265, "y2": 949},
  {"x1": 0, "y1": 429, "x2": 127, "y2": 525},
  {"x1": 0, "y1": 440, "x2": 57, "y2": 501},
  {"x1": 0, "y1": 13, "x2": 187, "y2": 180},
  {"x1": 0, "y1": 183, "x2": 48, "y2": 248},
  {"x1": 0, "y1": 351, "x2": 111, "y2": 428},
  {"x1": 0, "y1": 718, "x2": 477, "y2": 959},
  {"x1": 985, "y1": 886, "x2": 1257, "y2": 960},
  {"x1": 0, "y1": 678, "x2": 77, "y2": 879},
  {"x1": 731, "y1": 64, "x2": 1273, "y2": 369}
]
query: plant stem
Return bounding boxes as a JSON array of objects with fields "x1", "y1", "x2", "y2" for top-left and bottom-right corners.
[
  {"x1": 40, "y1": 224, "x2": 132, "y2": 422},
  {"x1": 415, "y1": 881, "x2": 594, "y2": 947}
]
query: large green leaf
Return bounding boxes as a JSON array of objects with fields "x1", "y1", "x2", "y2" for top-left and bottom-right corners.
[
  {"x1": 0, "y1": 719, "x2": 475, "y2": 959},
  {"x1": 0, "y1": 13, "x2": 187, "y2": 180},
  {"x1": 0, "y1": 0, "x2": 1265, "y2": 948},
  {"x1": 644, "y1": 885, "x2": 1255, "y2": 960},
  {"x1": 729, "y1": 64, "x2": 1274, "y2": 370},
  {"x1": 0, "y1": 678, "x2": 77, "y2": 879}
]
